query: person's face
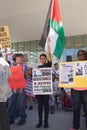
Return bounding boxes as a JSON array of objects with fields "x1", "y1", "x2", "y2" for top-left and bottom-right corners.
[
  {"x1": 85, "y1": 53, "x2": 87, "y2": 60},
  {"x1": 16, "y1": 56, "x2": 24, "y2": 64},
  {"x1": 77, "y1": 52, "x2": 86, "y2": 61},
  {"x1": 40, "y1": 56, "x2": 47, "y2": 65},
  {"x1": 54, "y1": 64, "x2": 58, "y2": 70},
  {"x1": 86, "y1": 56, "x2": 87, "y2": 60}
]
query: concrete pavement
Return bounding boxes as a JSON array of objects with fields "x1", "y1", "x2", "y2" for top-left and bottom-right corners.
[{"x1": 11, "y1": 102, "x2": 86, "y2": 130}]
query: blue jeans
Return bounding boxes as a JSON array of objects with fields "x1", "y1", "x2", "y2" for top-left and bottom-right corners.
[{"x1": 8, "y1": 92, "x2": 26, "y2": 122}]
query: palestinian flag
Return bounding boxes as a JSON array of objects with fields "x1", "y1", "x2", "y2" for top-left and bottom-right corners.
[{"x1": 39, "y1": 0, "x2": 66, "y2": 59}]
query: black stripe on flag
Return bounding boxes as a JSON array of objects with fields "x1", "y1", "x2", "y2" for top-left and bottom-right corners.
[{"x1": 39, "y1": 0, "x2": 52, "y2": 49}]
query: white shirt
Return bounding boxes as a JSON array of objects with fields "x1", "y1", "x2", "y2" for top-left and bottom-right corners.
[
  {"x1": 52, "y1": 69, "x2": 59, "y2": 77},
  {"x1": 0, "y1": 58, "x2": 12, "y2": 102}
]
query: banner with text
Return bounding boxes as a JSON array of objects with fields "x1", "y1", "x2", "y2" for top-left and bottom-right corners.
[
  {"x1": 8, "y1": 66, "x2": 26, "y2": 90},
  {"x1": 33, "y1": 68, "x2": 53, "y2": 95},
  {"x1": 59, "y1": 60, "x2": 87, "y2": 88},
  {"x1": 0, "y1": 25, "x2": 11, "y2": 48},
  {"x1": 25, "y1": 75, "x2": 35, "y2": 97}
]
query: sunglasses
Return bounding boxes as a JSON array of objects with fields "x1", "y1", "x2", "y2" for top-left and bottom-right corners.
[{"x1": 77, "y1": 53, "x2": 85, "y2": 56}]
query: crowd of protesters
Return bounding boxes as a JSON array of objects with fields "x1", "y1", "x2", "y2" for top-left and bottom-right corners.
[{"x1": 0, "y1": 49, "x2": 87, "y2": 130}]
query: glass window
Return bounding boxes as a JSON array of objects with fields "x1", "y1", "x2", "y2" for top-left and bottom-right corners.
[{"x1": 12, "y1": 34, "x2": 87, "y2": 66}]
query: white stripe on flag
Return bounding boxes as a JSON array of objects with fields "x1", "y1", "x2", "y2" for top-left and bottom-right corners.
[{"x1": 45, "y1": 27, "x2": 58, "y2": 54}]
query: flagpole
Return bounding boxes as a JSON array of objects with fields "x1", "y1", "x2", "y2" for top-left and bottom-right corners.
[{"x1": 39, "y1": 0, "x2": 52, "y2": 49}]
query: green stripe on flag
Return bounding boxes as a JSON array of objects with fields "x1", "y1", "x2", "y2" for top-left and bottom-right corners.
[
  {"x1": 48, "y1": 18, "x2": 66, "y2": 58},
  {"x1": 48, "y1": 18, "x2": 65, "y2": 37},
  {"x1": 53, "y1": 36, "x2": 66, "y2": 58}
]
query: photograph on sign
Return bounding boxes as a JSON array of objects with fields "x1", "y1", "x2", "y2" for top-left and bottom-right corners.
[
  {"x1": 75, "y1": 62, "x2": 87, "y2": 76},
  {"x1": 60, "y1": 63, "x2": 74, "y2": 84}
]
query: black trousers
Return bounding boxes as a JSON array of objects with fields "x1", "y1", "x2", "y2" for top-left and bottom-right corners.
[
  {"x1": 71, "y1": 89, "x2": 87, "y2": 129},
  {"x1": 0, "y1": 102, "x2": 10, "y2": 130},
  {"x1": 37, "y1": 95, "x2": 50, "y2": 123}
]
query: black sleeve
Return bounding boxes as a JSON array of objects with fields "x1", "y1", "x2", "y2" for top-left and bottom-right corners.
[{"x1": 38, "y1": 60, "x2": 52, "y2": 68}]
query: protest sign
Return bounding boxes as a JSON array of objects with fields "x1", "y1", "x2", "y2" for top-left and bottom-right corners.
[
  {"x1": 25, "y1": 75, "x2": 35, "y2": 97},
  {"x1": 8, "y1": 66, "x2": 26, "y2": 90},
  {"x1": 0, "y1": 26, "x2": 11, "y2": 48},
  {"x1": 33, "y1": 68, "x2": 53, "y2": 95},
  {"x1": 59, "y1": 61, "x2": 87, "y2": 88}
]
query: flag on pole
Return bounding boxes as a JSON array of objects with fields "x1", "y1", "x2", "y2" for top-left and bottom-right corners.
[{"x1": 39, "y1": 0, "x2": 66, "y2": 59}]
